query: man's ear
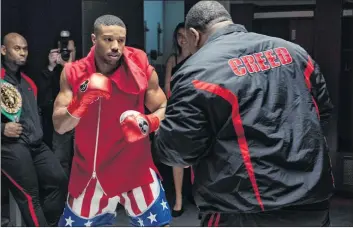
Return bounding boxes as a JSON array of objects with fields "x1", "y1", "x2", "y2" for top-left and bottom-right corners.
[
  {"x1": 1, "y1": 45, "x2": 6, "y2": 56},
  {"x1": 91, "y1": 34, "x2": 96, "y2": 45},
  {"x1": 189, "y1": 28, "x2": 200, "y2": 48}
]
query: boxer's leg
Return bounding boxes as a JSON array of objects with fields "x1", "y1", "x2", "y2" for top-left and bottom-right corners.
[
  {"x1": 32, "y1": 142, "x2": 68, "y2": 226},
  {"x1": 1, "y1": 142, "x2": 48, "y2": 226},
  {"x1": 122, "y1": 169, "x2": 172, "y2": 227},
  {"x1": 59, "y1": 179, "x2": 119, "y2": 227}
]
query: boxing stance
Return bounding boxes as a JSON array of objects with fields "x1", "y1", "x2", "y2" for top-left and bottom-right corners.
[
  {"x1": 155, "y1": 1, "x2": 334, "y2": 227},
  {"x1": 53, "y1": 15, "x2": 171, "y2": 227},
  {"x1": 1, "y1": 33, "x2": 67, "y2": 226}
]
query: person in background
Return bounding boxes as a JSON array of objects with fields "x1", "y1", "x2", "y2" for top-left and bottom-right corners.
[
  {"x1": 164, "y1": 22, "x2": 191, "y2": 98},
  {"x1": 37, "y1": 37, "x2": 76, "y2": 176},
  {"x1": 1, "y1": 32, "x2": 67, "y2": 227}
]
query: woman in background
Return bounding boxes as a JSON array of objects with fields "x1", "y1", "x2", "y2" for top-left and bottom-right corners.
[
  {"x1": 164, "y1": 22, "x2": 190, "y2": 97},
  {"x1": 164, "y1": 22, "x2": 191, "y2": 217}
]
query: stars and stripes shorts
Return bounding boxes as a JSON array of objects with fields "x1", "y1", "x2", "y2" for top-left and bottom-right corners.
[{"x1": 58, "y1": 169, "x2": 172, "y2": 227}]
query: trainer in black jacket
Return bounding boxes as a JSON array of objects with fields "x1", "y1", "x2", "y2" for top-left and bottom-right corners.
[
  {"x1": 154, "y1": 1, "x2": 334, "y2": 227},
  {"x1": 1, "y1": 33, "x2": 67, "y2": 227}
]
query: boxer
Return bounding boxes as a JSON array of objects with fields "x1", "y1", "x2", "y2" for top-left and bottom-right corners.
[
  {"x1": 154, "y1": 1, "x2": 334, "y2": 227},
  {"x1": 53, "y1": 15, "x2": 171, "y2": 227}
]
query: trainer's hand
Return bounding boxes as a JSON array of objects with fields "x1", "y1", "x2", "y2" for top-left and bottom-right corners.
[
  {"x1": 67, "y1": 73, "x2": 112, "y2": 119},
  {"x1": 4, "y1": 122, "x2": 23, "y2": 138},
  {"x1": 120, "y1": 110, "x2": 160, "y2": 143}
]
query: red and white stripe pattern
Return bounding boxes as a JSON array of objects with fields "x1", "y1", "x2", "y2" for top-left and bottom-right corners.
[{"x1": 67, "y1": 168, "x2": 161, "y2": 219}]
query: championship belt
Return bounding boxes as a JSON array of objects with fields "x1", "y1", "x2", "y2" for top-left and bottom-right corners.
[{"x1": 1, "y1": 79, "x2": 22, "y2": 122}]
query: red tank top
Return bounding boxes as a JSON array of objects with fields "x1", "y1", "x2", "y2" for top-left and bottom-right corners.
[{"x1": 66, "y1": 46, "x2": 160, "y2": 197}]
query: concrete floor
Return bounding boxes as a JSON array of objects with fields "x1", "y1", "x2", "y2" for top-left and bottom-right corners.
[{"x1": 113, "y1": 196, "x2": 353, "y2": 227}]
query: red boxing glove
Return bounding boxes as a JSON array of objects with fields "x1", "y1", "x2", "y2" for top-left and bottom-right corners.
[
  {"x1": 67, "y1": 73, "x2": 112, "y2": 118},
  {"x1": 120, "y1": 110, "x2": 160, "y2": 143}
]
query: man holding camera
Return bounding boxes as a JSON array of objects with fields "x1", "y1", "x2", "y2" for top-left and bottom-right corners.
[{"x1": 37, "y1": 33, "x2": 76, "y2": 176}]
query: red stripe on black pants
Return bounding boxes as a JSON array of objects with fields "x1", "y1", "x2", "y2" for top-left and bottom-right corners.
[{"x1": 1, "y1": 142, "x2": 68, "y2": 226}]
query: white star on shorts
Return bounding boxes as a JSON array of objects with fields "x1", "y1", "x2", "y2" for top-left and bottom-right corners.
[
  {"x1": 84, "y1": 220, "x2": 92, "y2": 227},
  {"x1": 147, "y1": 212, "x2": 157, "y2": 224},
  {"x1": 160, "y1": 199, "x2": 168, "y2": 210},
  {"x1": 65, "y1": 216, "x2": 74, "y2": 227},
  {"x1": 137, "y1": 218, "x2": 144, "y2": 227}
]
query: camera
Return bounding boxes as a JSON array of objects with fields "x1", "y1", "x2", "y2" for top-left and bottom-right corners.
[{"x1": 59, "y1": 30, "x2": 71, "y2": 62}]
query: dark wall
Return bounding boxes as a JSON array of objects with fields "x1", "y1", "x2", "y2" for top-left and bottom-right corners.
[
  {"x1": 230, "y1": 4, "x2": 254, "y2": 31},
  {"x1": 314, "y1": 0, "x2": 343, "y2": 175},
  {"x1": 289, "y1": 19, "x2": 314, "y2": 55},
  {"x1": 253, "y1": 18, "x2": 291, "y2": 41},
  {"x1": 338, "y1": 18, "x2": 353, "y2": 152},
  {"x1": 1, "y1": 1, "x2": 22, "y2": 36},
  {"x1": 252, "y1": 18, "x2": 314, "y2": 56},
  {"x1": 184, "y1": 0, "x2": 200, "y2": 17},
  {"x1": 1, "y1": 0, "x2": 83, "y2": 83}
]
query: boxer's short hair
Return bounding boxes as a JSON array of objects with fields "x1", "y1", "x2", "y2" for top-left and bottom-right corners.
[
  {"x1": 185, "y1": 1, "x2": 232, "y2": 33},
  {"x1": 94, "y1": 15, "x2": 126, "y2": 33}
]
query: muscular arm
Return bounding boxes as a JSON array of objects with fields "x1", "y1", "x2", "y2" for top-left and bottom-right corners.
[
  {"x1": 145, "y1": 70, "x2": 167, "y2": 121},
  {"x1": 52, "y1": 69, "x2": 80, "y2": 134}
]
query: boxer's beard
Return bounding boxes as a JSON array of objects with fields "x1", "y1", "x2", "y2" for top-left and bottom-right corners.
[
  {"x1": 102, "y1": 57, "x2": 122, "y2": 75},
  {"x1": 103, "y1": 54, "x2": 121, "y2": 66}
]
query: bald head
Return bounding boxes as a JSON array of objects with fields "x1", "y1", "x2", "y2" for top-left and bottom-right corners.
[
  {"x1": 184, "y1": 1, "x2": 233, "y2": 55},
  {"x1": 3, "y1": 33, "x2": 27, "y2": 47},
  {"x1": 2, "y1": 33, "x2": 28, "y2": 67}
]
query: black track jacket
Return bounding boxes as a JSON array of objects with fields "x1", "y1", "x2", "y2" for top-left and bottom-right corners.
[{"x1": 155, "y1": 24, "x2": 334, "y2": 213}]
